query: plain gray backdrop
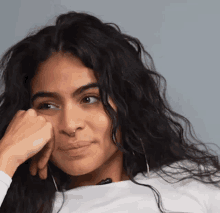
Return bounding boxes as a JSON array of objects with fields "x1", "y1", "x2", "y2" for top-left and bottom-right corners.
[{"x1": 0, "y1": 0, "x2": 219, "y2": 156}]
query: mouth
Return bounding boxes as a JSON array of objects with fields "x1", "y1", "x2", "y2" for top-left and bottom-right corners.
[
  {"x1": 59, "y1": 141, "x2": 92, "y2": 151},
  {"x1": 60, "y1": 143, "x2": 92, "y2": 158}
]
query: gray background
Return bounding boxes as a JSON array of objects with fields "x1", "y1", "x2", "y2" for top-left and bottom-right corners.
[{"x1": 0, "y1": 0, "x2": 219, "y2": 156}]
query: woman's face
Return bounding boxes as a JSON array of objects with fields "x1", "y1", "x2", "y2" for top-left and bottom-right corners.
[{"x1": 30, "y1": 52, "x2": 125, "y2": 181}]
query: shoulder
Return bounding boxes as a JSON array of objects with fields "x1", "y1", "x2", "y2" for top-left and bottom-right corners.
[{"x1": 135, "y1": 160, "x2": 220, "y2": 212}]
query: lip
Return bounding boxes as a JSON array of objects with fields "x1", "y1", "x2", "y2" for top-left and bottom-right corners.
[
  {"x1": 59, "y1": 141, "x2": 92, "y2": 151},
  {"x1": 61, "y1": 143, "x2": 92, "y2": 158}
]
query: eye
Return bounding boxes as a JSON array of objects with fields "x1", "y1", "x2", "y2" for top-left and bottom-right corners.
[
  {"x1": 37, "y1": 103, "x2": 59, "y2": 110},
  {"x1": 36, "y1": 95, "x2": 100, "y2": 110},
  {"x1": 81, "y1": 95, "x2": 100, "y2": 104}
]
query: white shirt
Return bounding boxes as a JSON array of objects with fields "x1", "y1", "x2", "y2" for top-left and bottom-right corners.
[
  {"x1": 1, "y1": 160, "x2": 220, "y2": 212},
  {"x1": 0, "y1": 170, "x2": 12, "y2": 207}
]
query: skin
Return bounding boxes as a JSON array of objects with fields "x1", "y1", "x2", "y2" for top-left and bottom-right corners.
[{"x1": 30, "y1": 52, "x2": 129, "y2": 190}]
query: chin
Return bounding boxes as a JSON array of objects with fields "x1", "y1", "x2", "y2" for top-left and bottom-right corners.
[{"x1": 53, "y1": 161, "x2": 99, "y2": 177}]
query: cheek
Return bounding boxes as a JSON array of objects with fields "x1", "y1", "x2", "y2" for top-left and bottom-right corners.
[{"x1": 91, "y1": 112, "x2": 111, "y2": 130}]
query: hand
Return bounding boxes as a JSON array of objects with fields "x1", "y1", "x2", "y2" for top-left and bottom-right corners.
[
  {"x1": 0, "y1": 108, "x2": 55, "y2": 179},
  {"x1": 29, "y1": 137, "x2": 55, "y2": 180}
]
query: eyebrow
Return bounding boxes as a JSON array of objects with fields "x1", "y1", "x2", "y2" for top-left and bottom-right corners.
[{"x1": 31, "y1": 82, "x2": 99, "y2": 103}]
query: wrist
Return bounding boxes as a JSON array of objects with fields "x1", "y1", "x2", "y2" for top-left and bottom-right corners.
[{"x1": 0, "y1": 152, "x2": 19, "y2": 178}]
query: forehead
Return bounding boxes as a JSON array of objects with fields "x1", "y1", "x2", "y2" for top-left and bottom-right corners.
[{"x1": 31, "y1": 52, "x2": 97, "y2": 93}]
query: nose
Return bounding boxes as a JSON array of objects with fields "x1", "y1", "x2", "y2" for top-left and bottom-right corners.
[{"x1": 58, "y1": 104, "x2": 85, "y2": 136}]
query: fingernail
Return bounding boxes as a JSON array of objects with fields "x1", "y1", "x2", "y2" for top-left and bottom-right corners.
[
  {"x1": 41, "y1": 175, "x2": 47, "y2": 180},
  {"x1": 30, "y1": 170, "x2": 35, "y2": 176},
  {"x1": 32, "y1": 168, "x2": 37, "y2": 176}
]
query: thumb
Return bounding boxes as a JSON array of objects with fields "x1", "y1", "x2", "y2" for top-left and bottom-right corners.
[{"x1": 37, "y1": 123, "x2": 55, "y2": 170}]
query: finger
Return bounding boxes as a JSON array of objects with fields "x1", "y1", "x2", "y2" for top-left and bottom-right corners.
[
  {"x1": 30, "y1": 157, "x2": 37, "y2": 176},
  {"x1": 38, "y1": 127, "x2": 55, "y2": 170},
  {"x1": 30, "y1": 151, "x2": 42, "y2": 176},
  {"x1": 39, "y1": 164, "x2": 48, "y2": 179},
  {"x1": 37, "y1": 140, "x2": 54, "y2": 170}
]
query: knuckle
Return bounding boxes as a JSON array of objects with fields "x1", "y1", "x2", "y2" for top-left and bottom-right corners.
[
  {"x1": 46, "y1": 121, "x2": 52, "y2": 127},
  {"x1": 16, "y1": 110, "x2": 25, "y2": 116},
  {"x1": 37, "y1": 116, "x2": 46, "y2": 122},
  {"x1": 28, "y1": 108, "x2": 36, "y2": 114}
]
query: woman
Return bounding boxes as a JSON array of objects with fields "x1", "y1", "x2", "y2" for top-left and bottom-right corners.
[{"x1": 0, "y1": 11, "x2": 219, "y2": 213}]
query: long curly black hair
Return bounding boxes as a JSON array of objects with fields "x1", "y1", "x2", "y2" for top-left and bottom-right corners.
[{"x1": 0, "y1": 11, "x2": 220, "y2": 213}]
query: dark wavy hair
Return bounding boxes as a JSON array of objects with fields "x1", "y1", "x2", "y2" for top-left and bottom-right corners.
[{"x1": 0, "y1": 11, "x2": 220, "y2": 213}]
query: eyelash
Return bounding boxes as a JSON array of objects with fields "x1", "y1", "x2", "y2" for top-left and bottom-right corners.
[{"x1": 37, "y1": 95, "x2": 101, "y2": 110}]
